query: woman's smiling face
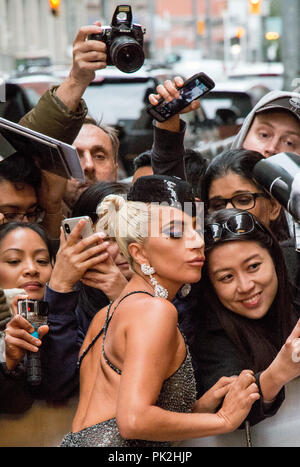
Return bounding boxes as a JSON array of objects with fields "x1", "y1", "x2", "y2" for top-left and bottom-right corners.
[{"x1": 207, "y1": 240, "x2": 278, "y2": 320}]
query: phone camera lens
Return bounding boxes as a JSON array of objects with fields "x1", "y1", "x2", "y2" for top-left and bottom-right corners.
[{"x1": 65, "y1": 224, "x2": 70, "y2": 233}]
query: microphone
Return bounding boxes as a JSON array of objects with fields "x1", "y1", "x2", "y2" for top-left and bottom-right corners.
[{"x1": 252, "y1": 152, "x2": 300, "y2": 223}]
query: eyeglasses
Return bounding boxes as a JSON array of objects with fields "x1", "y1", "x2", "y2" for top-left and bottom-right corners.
[
  {"x1": 204, "y1": 211, "x2": 267, "y2": 244},
  {"x1": 1, "y1": 207, "x2": 45, "y2": 223},
  {"x1": 208, "y1": 192, "x2": 268, "y2": 212}
]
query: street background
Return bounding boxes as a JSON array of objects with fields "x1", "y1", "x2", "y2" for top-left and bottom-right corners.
[{"x1": 0, "y1": 0, "x2": 299, "y2": 175}]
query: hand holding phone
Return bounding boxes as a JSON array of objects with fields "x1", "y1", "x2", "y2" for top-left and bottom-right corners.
[
  {"x1": 62, "y1": 216, "x2": 94, "y2": 240},
  {"x1": 147, "y1": 73, "x2": 215, "y2": 122},
  {"x1": 51, "y1": 217, "x2": 108, "y2": 293}
]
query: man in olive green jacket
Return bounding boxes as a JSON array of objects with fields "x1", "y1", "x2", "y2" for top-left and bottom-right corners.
[{"x1": 18, "y1": 23, "x2": 108, "y2": 236}]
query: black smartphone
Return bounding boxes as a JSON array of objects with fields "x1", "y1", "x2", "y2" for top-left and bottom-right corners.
[{"x1": 146, "y1": 72, "x2": 215, "y2": 122}]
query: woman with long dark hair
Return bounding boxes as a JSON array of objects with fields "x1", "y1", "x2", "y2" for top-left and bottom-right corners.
[{"x1": 187, "y1": 208, "x2": 300, "y2": 427}]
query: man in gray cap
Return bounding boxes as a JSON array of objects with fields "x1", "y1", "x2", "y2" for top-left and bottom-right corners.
[
  {"x1": 149, "y1": 81, "x2": 300, "y2": 177},
  {"x1": 232, "y1": 92, "x2": 300, "y2": 157}
]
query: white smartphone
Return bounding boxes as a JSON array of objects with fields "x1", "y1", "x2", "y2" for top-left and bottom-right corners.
[{"x1": 62, "y1": 216, "x2": 94, "y2": 240}]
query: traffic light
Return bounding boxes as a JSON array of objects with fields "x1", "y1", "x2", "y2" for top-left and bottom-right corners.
[
  {"x1": 49, "y1": 0, "x2": 60, "y2": 16},
  {"x1": 236, "y1": 27, "x2": 245, "y2": 40},
  {"x1": 265, "y1": 31, "x2": 280, "y2": 41},
  {"x1": 249, "y1": 0, "x2": 261, "y2": 15}
]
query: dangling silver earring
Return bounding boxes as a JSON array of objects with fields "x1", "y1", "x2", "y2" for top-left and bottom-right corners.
[
  {"x1": 180, "y1": 283, "x2": 192, "y2": 298},
  {"x1": 141, "y1": 263, "x2": 168, "y2": 299}
]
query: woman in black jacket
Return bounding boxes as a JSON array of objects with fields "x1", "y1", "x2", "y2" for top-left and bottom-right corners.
[{"x1": 184, "y1": 208, "x2": 300, "y2": 427}]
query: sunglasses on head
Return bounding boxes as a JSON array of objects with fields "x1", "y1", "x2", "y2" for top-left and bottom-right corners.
[{"x1": 204, "y1": 211, "x2": 268, "y2": 245}]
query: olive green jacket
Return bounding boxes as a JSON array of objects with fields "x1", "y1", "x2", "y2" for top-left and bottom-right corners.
[{"x1": 19, "y1": 86, "x2": 87, "y2": 144}]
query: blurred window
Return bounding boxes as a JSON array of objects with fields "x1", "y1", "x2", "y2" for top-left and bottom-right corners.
[
  {"x1": 83, "y1": 78, "x2": 157, "y2": 124},
  {"x1": 200, "y1": 91, "x2": 253, "y2": 119}
]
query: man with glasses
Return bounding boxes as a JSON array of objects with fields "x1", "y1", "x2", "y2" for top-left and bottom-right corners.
[{"x1": 0, "y1": 151, "x2": 62, "y2": 239}]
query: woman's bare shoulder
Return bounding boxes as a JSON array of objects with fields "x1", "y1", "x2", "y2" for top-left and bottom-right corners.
[
  {"x1": 87, "y1": 304, "x2": 110, "y2": 335},
  {"x1": 122, "y1": 293, "x2": 179, "y2": 333}
]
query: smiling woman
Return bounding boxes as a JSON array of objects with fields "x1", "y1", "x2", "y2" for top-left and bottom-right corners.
[{"x1": 187, "y1": 208, "x2": 300, "y2": 427}]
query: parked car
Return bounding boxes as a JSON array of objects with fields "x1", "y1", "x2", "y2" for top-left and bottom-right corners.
[
  {"x1": 82, "y1": 67, "x2": 256, "y2": 174},
  {"x1": 0, "y1": 72, "x2": 61, "y2": 123},
  {"x1": 0, "y1": 67, "x2": 254, "y2": 176}
]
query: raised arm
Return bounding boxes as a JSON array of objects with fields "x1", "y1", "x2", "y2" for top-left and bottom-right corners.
[
  {"x1": 259, "y1": 319, "x2": 300, "y2": 402},
  {"x1": 42, "y1": 221, "x2": 124, "y2": 400},
  {"x1": 19, "y1": 23, "x2": 107, "y2": 141},
  {"x1": 115, "y1": 299, "x2": 259, "y2": 441},
  {"x1": 149, "y1": 77, "x2": 200, "y2": 179},
  {"x1": 18, "y1": 24, "x2": 107, "y2": 238}
]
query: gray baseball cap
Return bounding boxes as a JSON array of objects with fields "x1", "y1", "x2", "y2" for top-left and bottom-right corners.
[{"x1": 255, "y1": 96, "x2": 300, "y2": 123}]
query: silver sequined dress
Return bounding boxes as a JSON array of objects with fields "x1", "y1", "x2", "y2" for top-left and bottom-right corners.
[{"x1": 60, "y1": 291, "x2": 197, "y2": 447}]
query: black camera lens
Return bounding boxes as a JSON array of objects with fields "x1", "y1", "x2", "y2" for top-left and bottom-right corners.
[
  {"x1": 64, "y1": 224, "x2": 70, "y2": 234},
  {"x1": 110, "y1": 36, "x2": 145, "y2": 73}
]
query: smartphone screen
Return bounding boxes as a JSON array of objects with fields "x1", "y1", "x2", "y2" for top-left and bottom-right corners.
[{"x1": 152, "y1": 77, "x2": 213, "y2": 121}]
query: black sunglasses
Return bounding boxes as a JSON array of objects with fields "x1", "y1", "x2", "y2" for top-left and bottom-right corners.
[{"x1": 204, "y1": 211, "x2": 268, "y2": 244}]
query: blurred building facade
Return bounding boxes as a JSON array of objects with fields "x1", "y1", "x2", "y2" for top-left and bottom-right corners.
[
  {"x1": 0, "y1": 0, "x2": 299, "y2": 88},
  {"x1": 96, "y1": 0, "x2": 227, "y2": 61},
  {"x1": 0, "y1": 0, "x2": 88, "y2": 73}
]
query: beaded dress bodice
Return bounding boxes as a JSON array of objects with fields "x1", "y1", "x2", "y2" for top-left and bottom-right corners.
[{"x1": 60, "y1": 291, "x2": 197, "y2": 447}]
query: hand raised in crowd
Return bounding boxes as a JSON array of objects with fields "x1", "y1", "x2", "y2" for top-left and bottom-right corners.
[
  {"x1": 5, "y1": 295, "x2": 49, "y2": 371},
  {"x1": 260, "y1": 319, "x2": 300, "y2": 402},
  {"x1": 81, "y1": 249, "x2": 128, "y2": 301},
  {"x1": 216, "y1": 370, "x2": 260, "y2": 432},
  {"x1": 70, "y1": 21, "x2": 107, "y2": 86},
  {"x1": 49, "y1": 219, "x2": 113, "y2": 293},
  {"x1": 148, "y1": 76, "x2": 201, "y2": 132},
  {"x1": 56, "y1": 21, "x2": 107, "y2": 111},
  {"x1": 38, "y1": 170, "x2": 67, "y2": 239}
]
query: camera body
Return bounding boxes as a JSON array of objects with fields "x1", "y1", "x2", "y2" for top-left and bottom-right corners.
[
  {"x1": 18, "y1": 299, "x2": 49, "y2": 385},
  {"x1": 18, "y1": 299, "x2": 49, "y2": 327},
  {"x1": 88, "y1": 5, "x2": 146, "y2": 73}
]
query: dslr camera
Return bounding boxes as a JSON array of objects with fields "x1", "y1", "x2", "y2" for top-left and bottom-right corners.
[{"x1": 88, "y1": 4, "x2": 146, "y2": 74}]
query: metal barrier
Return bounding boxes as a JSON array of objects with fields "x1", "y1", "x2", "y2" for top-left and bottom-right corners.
[{"x1": 179, "y1": 377, "x2": 300, "y2": 447}]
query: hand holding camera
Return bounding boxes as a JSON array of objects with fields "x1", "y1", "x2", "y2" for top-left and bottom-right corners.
[
  {"x1": 5, "y1": 303, "x2": 49, "y2": 376},
  {"x1": 70, "y1": 23, "x2": 108, "y2": 87},
  {"x1": 16, "y1": 299, "x2": 49, "y2": 385},
  {"x1": 88, "y1": 5, "x2": 146, "y2": 73}
]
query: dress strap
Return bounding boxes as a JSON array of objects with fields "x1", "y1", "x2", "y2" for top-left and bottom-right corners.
[{"x1": 77, "y1": 290, "x2": 154, "y2": 370}]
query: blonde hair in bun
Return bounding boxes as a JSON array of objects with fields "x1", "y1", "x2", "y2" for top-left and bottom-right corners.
[{"x1": 96, "y1": 194, "x2": 150, "y2": 266}]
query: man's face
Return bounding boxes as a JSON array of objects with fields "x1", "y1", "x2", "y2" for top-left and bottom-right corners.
[
  {"x1": 243, "y1": 111, "x2": 300, "y2": 158},
  {"x1": 0, "y1": 180, "x2": 38, "y2": 223},
  {"x1": 64, "y1": 123, "x2": 118, "y2": 208}
]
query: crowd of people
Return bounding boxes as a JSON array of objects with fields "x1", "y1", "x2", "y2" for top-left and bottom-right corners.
[{"x1": 1, "y1": 21, "x2": 300, "y2": 447}]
